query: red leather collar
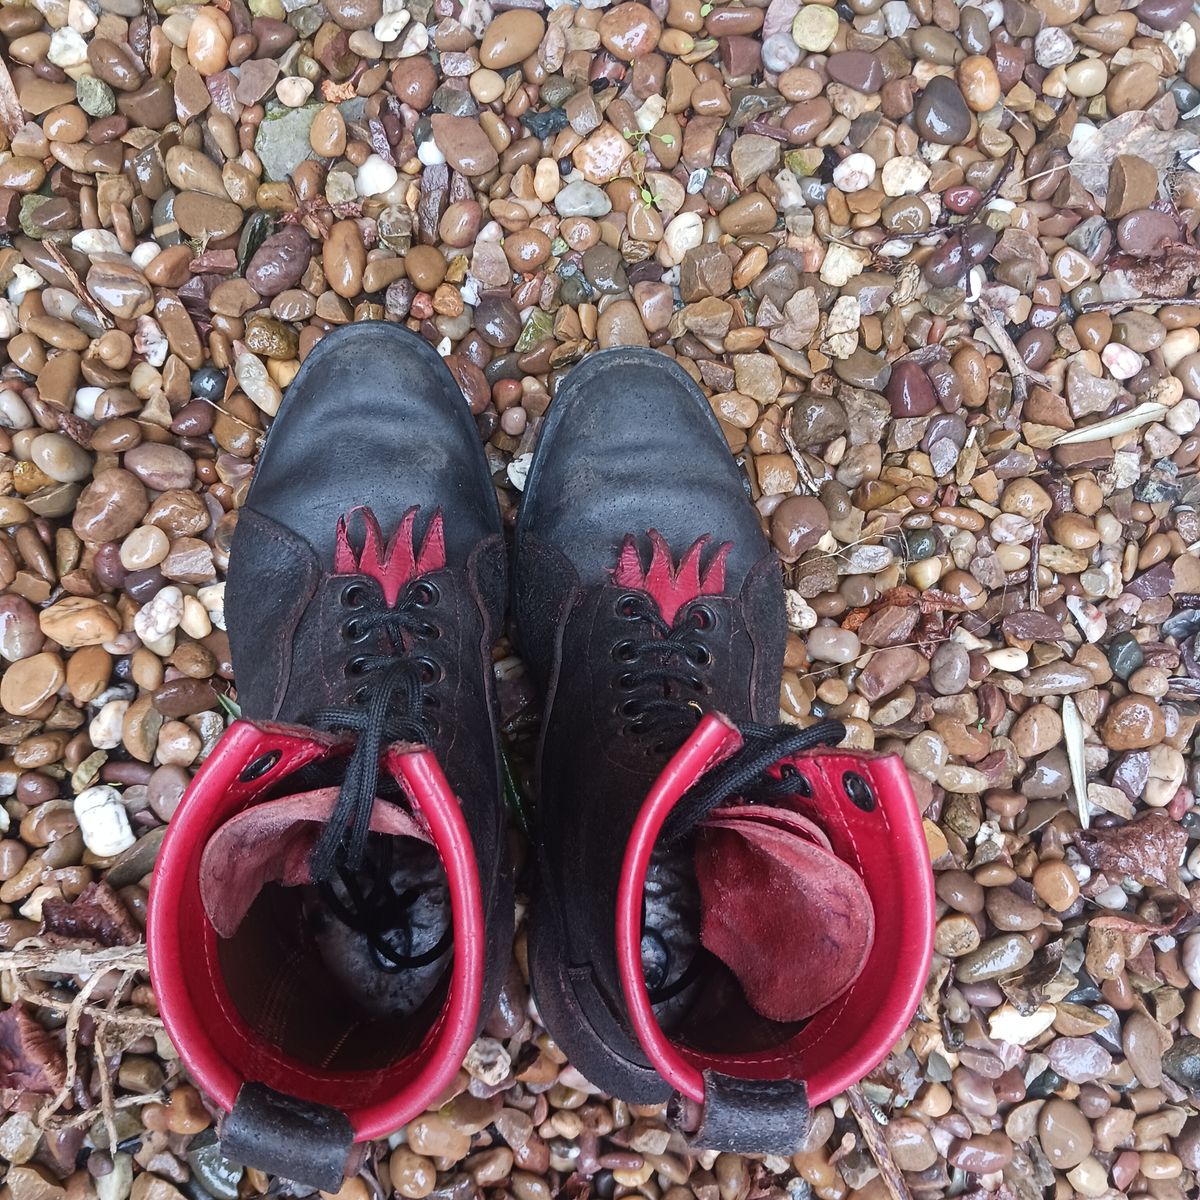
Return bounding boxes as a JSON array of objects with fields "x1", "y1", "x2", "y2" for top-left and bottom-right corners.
[
  {"x1": 148, "y1": 720, "x2": 485, "y2": 1140},
  {"x1": 615, "y1": 713, "x2": 934, "y2": 1105}
]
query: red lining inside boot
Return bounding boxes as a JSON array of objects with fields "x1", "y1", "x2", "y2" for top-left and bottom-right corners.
[
  {"x1": 696, "y1": 808, "x2": 875, "y2": 1023},
  {"x1": 148, "y1": 720, "x2": 485, "y2": 1140},
  {"x1": 616, "y1": 714, "x2": 935, "y2": 1104}
]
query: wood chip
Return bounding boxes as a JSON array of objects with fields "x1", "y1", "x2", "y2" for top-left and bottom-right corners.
[
  {"x1": 0, "y1": 53, "x2": 24, "y2": 142},
  {"x1": 1061, "y1": 695, "x2": 1089, "y2": 830}
]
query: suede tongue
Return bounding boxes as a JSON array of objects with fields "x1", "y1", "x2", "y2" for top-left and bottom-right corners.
[
  {"x1": 695, "y1": 805, "x2": 875, "y2": 1023},
  {"x1": 199, "y1": 787, "x2": 429, "y2": 938}
]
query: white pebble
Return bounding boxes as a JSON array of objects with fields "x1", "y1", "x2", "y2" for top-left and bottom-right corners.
[
  {"x1": 988, "y1": 1002, "x2": 1056, "y2": 1044},
  {"x1": 234, "y1": 349, "x2": 282, "y2": 416},
  {"x1": 72, "y1": 230, "x2": 122, "y2": 258},
  {"x1": 1166, "y1": 397, "x2": 1199, "y2": 436},
  {"x1": 374, "y1": 9, "x2": 410, "y2": 41},
  {"x1": 134, "y1": 585, "x2": 185, "y2": 644},
  {"x1": 785, "y1": 590, "x2": 818, "y2": 633},
  {"x1": 1034, "y1": 27, "x2": 1075, "y2": 69},
  {"x1": 8, "y1": 263, "x2": 44, "y2": 305},
  {"x1": 89, "y1": 700, "x2": 130, "y2": 750},
  {"x1": 1101, "y1": 343, "x2": 1141, "y2": 380},
  {"x1": 131, "y1": 242, "x2": 162, "y2": 270},
  {"x1": 395, "y1": 22, "x2": 428, "y2": 57},
  {"x1": 881, "y1": 155, "x2": 931, "y2": 197},
  {"x1": 984, "y1": 647, "x2": 1028, "y2": 671},
  {"x1": 276, "y1": 76, "x2": 314, "y2": 107},
  {"x1": 832, "y1": 152, "x2": 876, "y2": 193},
  {"x1": 47, "y1": 27, "x2": 88, "y2": 69},
  {"x1": 68, "y1": 0, "x2": 97, "y2": 32},
  {"x1": 1183, "y1": 932, "x2": 1200, "y2": 989},
  {"x1": 881, "y1": 0, "x2": 915, "y2": 36},
  {"x1": 74, "y1": 785, "x2": 135, "y2": 858},
  {"x1": 819, "y1": 242, "x2": 867, "y2": 287},
  {"x1": 418, "y1": 138, "x2": 446, "y2": 167},
  {"x1": 1092, "y1": 883, "x2": 1127, "y2": 910},
  {"x1": 198, "y1": 583, "x2": 226, "y2": 631},
  {"x1": 73, "y1": 385, "x2": 104, "y2": 421},
  {"x1": 356, "y1": 153, "x2": 399, "y2": 198},
  {"x1": 507, "y1": 451, "x2": 532, "y2": 492},
  {"x1": 0, "y1": 299, "x2": 17, "y2": 340},
  {"x1": 180, "y1": 595, "x2": 212, "y2": 640},
  {"x1": 0, "y1": 387, "x2": 31, "y2": 431},
  {"x1": 661, "y1": 211, "x2": 704, "y2": 266},
  {"x1": 135, "y1": 316, "x2": 168, "y2": 367}
]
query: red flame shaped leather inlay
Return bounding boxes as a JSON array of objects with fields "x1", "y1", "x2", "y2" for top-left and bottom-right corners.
[
  {"x1": 333, "y1": 505, "x2": 446, "y2": 606},
  {"x1": 611, "y1": 530, "x2": 731, "y2": 626}
]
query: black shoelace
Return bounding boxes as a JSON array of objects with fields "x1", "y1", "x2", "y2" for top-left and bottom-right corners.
[
  {"x1": 660, "y1": 718, "x2": 847, "y2": 846},
  {"x1": 612, "y1": 591, "x2": 717, "y2": 747},
  {"x1": 306, "y1": 579, "x2": 445, "y2": 968}
]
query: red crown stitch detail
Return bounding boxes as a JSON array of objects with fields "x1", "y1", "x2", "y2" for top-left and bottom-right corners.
[
  {"x1": 333, "y1": 505, "x2": 446, "y2": 606},
  {"x1": 611, "y1": 530, "x2": 732, "y2": 626}
]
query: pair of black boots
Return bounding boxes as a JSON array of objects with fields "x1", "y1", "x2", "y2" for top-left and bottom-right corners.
[{"x1": 148, "y1": 325, "x2": 932, "y2": 1188}]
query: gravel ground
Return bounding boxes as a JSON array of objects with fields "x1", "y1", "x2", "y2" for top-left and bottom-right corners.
[{"x1": 2, "y1": 0, "x2": 1200, "y2": 1198}]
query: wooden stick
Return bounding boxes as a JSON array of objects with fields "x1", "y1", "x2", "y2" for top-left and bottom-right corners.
[{"x1": 846, "y1": 1086, "x2": 913, "y2": 1200}]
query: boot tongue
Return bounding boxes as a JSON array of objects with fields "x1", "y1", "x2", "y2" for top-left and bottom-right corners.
[
  {"x1": 199, "y1": 787, "x2": 429, "y2": 938},
  {"x1": 694, "y1": 804, "x2": 875, "y2": 1023}
]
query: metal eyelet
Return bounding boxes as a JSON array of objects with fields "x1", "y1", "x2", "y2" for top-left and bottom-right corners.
[
  {"x1": 612, "y1": 640, "x2": 637, "y2": 663},
  {"x1": 690, "y1": 603, "x2": 717, "y2": 631},
  {"x1": 780, "y1": 763, "x2": 813, "y2": 797},
  {"x1": 353, "y1": 685, "x2": 369, "y2": 704},
  {"x1": 417, "y1": 657, "x2": 443, "y2": 684},
  {"x1": 617, "y1": 672, "x2": 635, "y2": 690},
  {"x1": 341, "y1": 617, "x2": 366, "y2": 641},
  {"x1": 412, "y1": 580, "x2": 439, "y2": 607},
  {"x1": 618, "y1": 698, "x2": 643, "y2": 718},
  {"x1": 345, "y1": 655, "x2": 369, "y2": 677},
  {"x1": 341, "y1": 581, "x2": 369, "y2": 608},
  {"x1": 843, "y1": 770, "x2": 876, "y2": 812},
  {"x1": 239, "y1": 750, "x2": 281, "y2": 782},
  {"x1": 617, "y1": 593, "x2": 643, "y2": 618},
  {"x1": 686, "y1": 642, "x2": 712, "y2": 667}
]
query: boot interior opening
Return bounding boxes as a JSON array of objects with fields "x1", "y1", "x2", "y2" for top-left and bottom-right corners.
[
  {"x1": 642, "y1": 791, "x2": 875, "y2": 1057},
  {"x1": 214, "y1": 828, "x2": 454, "y2": 1074},
  {"x1": 642, "y1": 841, "x2": 806, "y2": 1055}
]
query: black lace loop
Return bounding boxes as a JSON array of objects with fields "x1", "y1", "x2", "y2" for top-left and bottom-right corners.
[
  {"x1": 659, "y1": 718, "x2": 847, "y2": 846},
  {"x1": 308, "y1": 582, "x2": 440, "y2": 885},
  {"x1": 612, "y1": 592, "x2": 715, "y2": 743}
]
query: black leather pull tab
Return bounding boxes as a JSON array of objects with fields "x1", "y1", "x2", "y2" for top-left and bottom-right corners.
[
  {"x1": 669, "y1": 1071, "x2": 810, "y2": 1155},
  {"x1": 219, "y1": 1082, "x2": 354, "y2": 1191}
]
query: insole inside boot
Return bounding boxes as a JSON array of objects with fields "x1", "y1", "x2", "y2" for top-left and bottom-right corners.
[
  {"x1": 642, "y1": 800, "x2": 875, "y2": 1047},
  {"x1": 202, "y1": 788, "x2": 452, "y2": 1068},
  {"x1": 695, "y1": 804, "x2": 875, "y2": 1023}
]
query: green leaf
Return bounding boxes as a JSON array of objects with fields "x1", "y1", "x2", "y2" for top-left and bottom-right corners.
[
  {"x1": 218, "y1": 693, "x2": 243, "y2": 721},
  {"x1": 657, "y1": 133, "x2": 676, "y2": 146},
  {"x1": 500, "y1": 745, "x2": 532, "y2": 837}
]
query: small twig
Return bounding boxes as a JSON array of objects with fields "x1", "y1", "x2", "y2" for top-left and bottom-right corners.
[
  {"x1": 1082, "y1": 296, "x2": 1200, "y2": 312},
  {"x1": 0, "y1": 54, "x2": 23, "y2": 142},
  {"x1": 846, "y1": 1085, "x2": 912, "y2": 1200},
  {"x1": 39, "y1": 1089, "x2": 168, "y2": 1132},
  {"x1": 1029, "y1": 520, "x2": 1041, "y2": 611},
  {"x1": 0, "y1": 943, "x2": 149, "y2": 976},
  {"x1": 35, "y1": 964, "x2": 114, "y2": 1126},
  {"x1": 976, "y1": 305, "x2": 1051, "y2": 410},
  {"x1": 781, "y1": 422, "x2": 821, "y2": 495},
  {"x1": 94, "y1": 1026, "x2": 119, "y2": 1156},
  {"x1": 43, "y1": 242, "x2": 113, "y2": 332}
]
